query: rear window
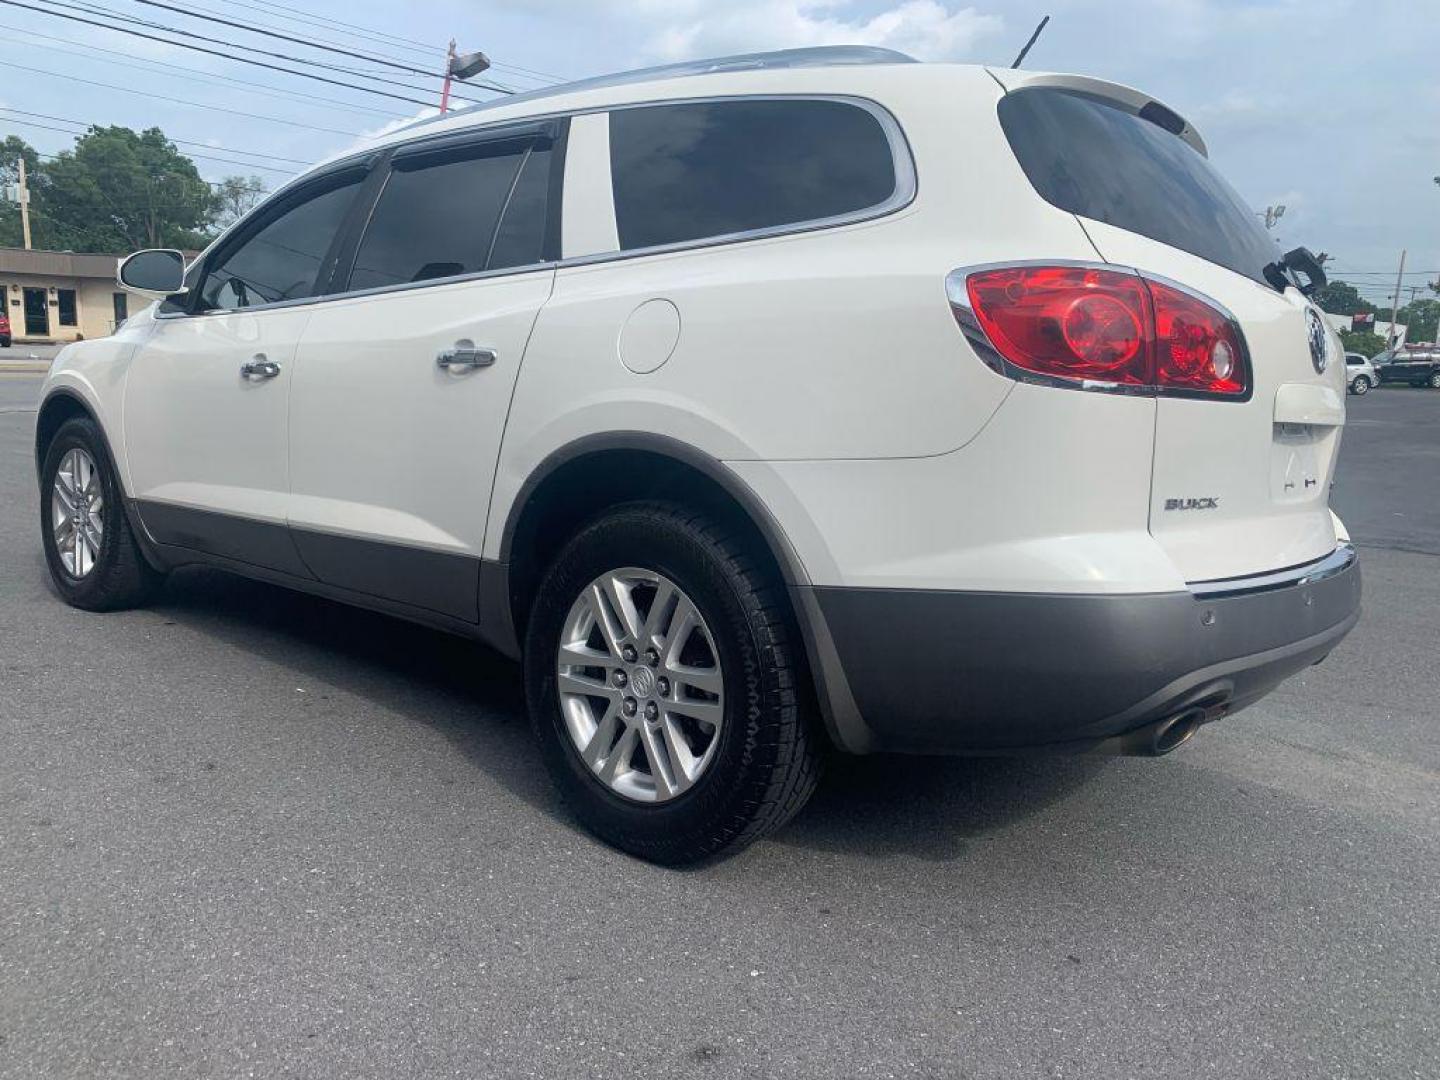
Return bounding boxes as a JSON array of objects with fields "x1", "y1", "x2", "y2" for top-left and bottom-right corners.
[
  {"x1": 999, "y1": 87, "x2": 1278, "y2": 286},
  {"x1": 608, "y1": 98, "x2": 900, "y2": 251}
]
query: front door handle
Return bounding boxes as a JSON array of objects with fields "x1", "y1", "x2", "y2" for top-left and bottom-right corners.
[
  {"x1": 240, "y1": 355, "x2": 281, "y2": 380},
  {"x1": 437, "y1": 340, "x2": 497, "y2": 373}
]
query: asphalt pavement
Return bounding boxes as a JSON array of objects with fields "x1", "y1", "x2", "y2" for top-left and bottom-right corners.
[{"x1": 1, "y1": 375, "x2": 1436, "y2": 1079}]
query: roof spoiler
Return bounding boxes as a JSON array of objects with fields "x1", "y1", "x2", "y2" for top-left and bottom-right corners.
[{"x1": 985, "y1": 69, "x2": 1207, "y2": 157}]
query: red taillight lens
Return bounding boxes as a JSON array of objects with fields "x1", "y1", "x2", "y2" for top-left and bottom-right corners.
[
  {"x1": 954, "y1": 264, "x2": 1249, "y2": 399},
  {"x1": 965, "y1": 266, "x2": 1151, "y2": 385},
  {"x1": 1148, "y1": 279, "x2": 1246, "y2": 396}
]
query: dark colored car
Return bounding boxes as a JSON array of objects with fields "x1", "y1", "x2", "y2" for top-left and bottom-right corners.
[{"x1": 1374, "y1": 346, "x2": 1440, "y2": 388}]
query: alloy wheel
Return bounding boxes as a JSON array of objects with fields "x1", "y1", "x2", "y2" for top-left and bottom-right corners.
[
  {"x1": 51, "y1": 447, "x2": 104, "y2": 578},
  {"x1": 556, "y1": 567, "x2": 725, "y2": 803}
]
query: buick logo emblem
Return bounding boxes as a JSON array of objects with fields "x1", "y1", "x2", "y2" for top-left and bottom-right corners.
[{"x1": 1305, "y1": 307, "x2": 1329, "y2": 374}]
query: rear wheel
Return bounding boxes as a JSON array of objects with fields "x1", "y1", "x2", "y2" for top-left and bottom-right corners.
[
  {"x1": 39, "y1": 417, "x2": 161, "y2": 611},
  {"x1": 1350, "y1": 375, "x2": 1370, "y2": 395},
  {"x1": 524, "y1": 502, "x2": 822, "y2": 864}
]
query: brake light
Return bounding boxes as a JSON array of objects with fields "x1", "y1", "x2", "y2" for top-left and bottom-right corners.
[
  {"x1": 951, "y1": 264, "x2": 1249, "y2": 399},
  {"x1": 1147, "y1": 279, "x2": 1245, "y2": 395}
]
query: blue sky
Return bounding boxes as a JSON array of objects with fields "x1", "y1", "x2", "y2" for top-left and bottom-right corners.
[{"x1": 1, "y1": 0, "x2": 1436, "y2": 302}]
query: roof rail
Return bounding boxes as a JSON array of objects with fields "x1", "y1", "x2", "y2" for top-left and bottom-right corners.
[{"x1": 411, "y1": 45, "x2": 918, "y2": 131}]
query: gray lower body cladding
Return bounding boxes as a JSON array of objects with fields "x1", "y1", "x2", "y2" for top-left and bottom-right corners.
[{"x1": 806, "y1": 549, "x2": 1361, "y2": 754}]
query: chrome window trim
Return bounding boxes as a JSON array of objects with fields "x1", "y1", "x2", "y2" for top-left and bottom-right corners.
[
  {"x1": 591, "y1": 94, "x2": 916, "y2": 263},
  {"x1": 156, "y1": 93, "x2": 914, "y2": 320},
  {"x1": 1188, "y1": 544, "x2": 1357, "y2": 600}
]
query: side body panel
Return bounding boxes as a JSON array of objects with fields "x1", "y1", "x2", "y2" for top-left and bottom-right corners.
[
  {"x1": 124, "y1": 306, "x2": 314, "y2": 574},
  {"x1": 288, "y1": 270, "x2": 556, "y2": 621}
]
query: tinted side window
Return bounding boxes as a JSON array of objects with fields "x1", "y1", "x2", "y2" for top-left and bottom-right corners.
[
  {"x1": 609, "y1": 99, "x2": 898, "y2": 251},
  {"x1": 487, "y1": 146, "x2": 552, "y2": 271},
  {"x1": 349, "y1": 141, "x2": 543, "y2": 292},
  {"x1": 201, "y1": 177, "x2": 362, "y2": 310}
]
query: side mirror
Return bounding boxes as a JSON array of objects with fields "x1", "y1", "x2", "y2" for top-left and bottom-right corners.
[{"x1": 117, "y1": 249, "x2": 187, "y2": 299}]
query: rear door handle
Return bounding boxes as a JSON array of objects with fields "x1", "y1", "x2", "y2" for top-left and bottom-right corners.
[
  {"x1": 240, "y1": 355, "x2": 281, "y2": 380},
  {"x1": 436, "y1": 340, "x2": 496, "y2": 373}
]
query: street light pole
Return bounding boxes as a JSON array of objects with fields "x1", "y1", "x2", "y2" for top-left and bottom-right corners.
[
  {"x1": 439, "y1": 39, "x2": 457, "y2": 114},
  {"x1": 1388, "y1": 249, "x2": 1406, "y2": 349}
]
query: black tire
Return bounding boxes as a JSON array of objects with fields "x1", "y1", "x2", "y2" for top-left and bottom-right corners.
[
  {"x1": 1350, "y1": 376, "x2": 1370, "y2": 395},
  {"x1": 39, "y1": 417, "x2": 162, "y2": 611},
  {"x1": 1429, "y1": 372, "x2": 1440, "y2": 390},
  {"x1": 524, "y1": 501, "x2": 822, "y2": 865}
]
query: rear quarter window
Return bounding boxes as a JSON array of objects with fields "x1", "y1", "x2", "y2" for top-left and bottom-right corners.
[
  {"x1": 999, "y1": 87, "x2": 1278, "y2": 286},
  {"x1": 608, "y1": 98, "x2": 903, "y2": 251}
]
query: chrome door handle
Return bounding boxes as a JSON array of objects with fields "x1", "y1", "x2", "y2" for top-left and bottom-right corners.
[
  {"x1": 240, "y1": 355, "x2": 281, "y2": 380},
  {"x1": 436, "y1": 340, "x2": 496, "y2": 372}
]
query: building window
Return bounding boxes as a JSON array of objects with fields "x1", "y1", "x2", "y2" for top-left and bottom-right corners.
[
  {"x1": 112, "y1": 292, "x2": 128, "y2": 327},
  {"x1": 57, "y1": 289, "x2": 78, "y2": 327}
]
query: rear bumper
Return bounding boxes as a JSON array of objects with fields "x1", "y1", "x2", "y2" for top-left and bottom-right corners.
[{"x1": 801, "y1": 544, "x2": 1360, "y2": 755}]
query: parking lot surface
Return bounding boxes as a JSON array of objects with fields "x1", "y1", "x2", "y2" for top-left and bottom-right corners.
[{"x1": 2, "y1": 376, "x2": 1437, "y2": 1079}]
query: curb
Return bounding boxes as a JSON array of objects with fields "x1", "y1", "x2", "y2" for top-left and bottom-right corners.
[{"x1": 0, "y1": 362, "x2": 51, "y2": 374}]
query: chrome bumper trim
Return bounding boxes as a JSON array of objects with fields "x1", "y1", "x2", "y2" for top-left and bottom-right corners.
[{"x1": 1188, "y1": 543, "x2": 1357, "y2": 600}]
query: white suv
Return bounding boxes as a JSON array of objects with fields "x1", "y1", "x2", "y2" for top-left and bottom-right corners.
[{"x1": 35, "y1": 47, "x2": 1360, "y2": 863}]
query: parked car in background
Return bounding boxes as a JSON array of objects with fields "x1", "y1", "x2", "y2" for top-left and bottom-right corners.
[
  {"x1": 1344, "y1": 352, "x2": 1379, "y2": 394},
  {"x1": 32, "y1": 47, "x2": 1361, "y2": 864},
  {"x1": 1373, "y1": 345, "x2": 1440, "y2": 388}
]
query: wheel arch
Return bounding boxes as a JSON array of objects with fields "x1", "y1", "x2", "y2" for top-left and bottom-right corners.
[
  {"x1": 493, "y1": 432, "x2": 810, "y2": 638},
  {"x1": 35, "y1": 388, "x2": 103, "y2": 477},
  {"x1": 483, "y1": 433, "x2": 871, "y2": 754}
]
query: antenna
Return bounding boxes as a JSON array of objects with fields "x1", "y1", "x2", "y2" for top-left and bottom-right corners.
[{"x1": 1011, "y1": 15, "x2": 1050, "y2": 68}]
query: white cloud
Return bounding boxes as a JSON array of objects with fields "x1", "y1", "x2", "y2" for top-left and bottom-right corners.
[{"x1": 619, "y1": 1, "x2": 1004, "y2": 63}]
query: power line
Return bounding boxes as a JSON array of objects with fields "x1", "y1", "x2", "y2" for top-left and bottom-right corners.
[
  {"x1": 2, "y1": 118, "x2": 298, "y2": 176},
  {"x1": 196, "y1": 0, "x2": 566, "y2": 84},
  {"x1": 125, "y1": 0, "x2": 510, "y2": 90},
  {"x1": 1330, "y1": 268, "x2": 1439, "y2": 276},
  {"x1": 0, "y1": 0, "x2": 452, "y2": 108},
  {"x1": 59, "y1": 0, "x2": 509, "y2": 99},
  {"x1": 0, "y1": 23, "x2": 411, "y2": 120},
  {"x1": 0, "y1": 107, "x2": 310, "y2": 166},
  {"x1": 0, "y1": 60, "x2": 364, "y2": 137}
]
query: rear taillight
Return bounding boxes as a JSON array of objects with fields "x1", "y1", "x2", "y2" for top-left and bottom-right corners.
[{"x1": 949, "y1": 264, "x2": 1249, "y2": 399}]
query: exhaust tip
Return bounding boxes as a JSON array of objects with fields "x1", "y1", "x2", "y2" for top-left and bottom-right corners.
[{"x1": 1149, "y1": 708, "x2": 1204, "y2": 756}]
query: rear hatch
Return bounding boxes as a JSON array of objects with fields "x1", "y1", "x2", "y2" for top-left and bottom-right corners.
[{"x1": 992, "y1": 71, "x2": 1346, "y2": 582}]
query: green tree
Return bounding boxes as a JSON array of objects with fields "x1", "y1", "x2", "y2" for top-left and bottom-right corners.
[
  {"x1": 212, "y1": 174, "x2": 268, "y2": 231},
  {"x1": 1395, "y1": 298, "x2": 1440, "y2": 344},
  {"x1": 1338, "y1": 330, "x2": 1387, "y2": 358},
  {"x1": 0, "y1": 135, "x2": 45, "y2": 248},
  {"x1": 1312, "y1": 279, "x2": 1376, "y2": 319},
  {"x1": 40, "y1": 126, "x2": 217, "y2": 252}
]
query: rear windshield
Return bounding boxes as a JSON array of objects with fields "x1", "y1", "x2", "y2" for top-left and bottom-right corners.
[{"x1": 999, "y1": 87, "x2": 1277, "y2": 286}]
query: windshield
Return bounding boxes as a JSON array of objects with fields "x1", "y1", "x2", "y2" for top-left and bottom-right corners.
[{"x1": 999, "y1": 87, "x2": 1280, "y2": 286}]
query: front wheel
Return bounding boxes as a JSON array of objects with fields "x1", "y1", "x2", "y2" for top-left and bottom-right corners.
[
  {"x1": 1429, "y1": 372, "x2": 1440, "y2": 390},
  {"x1": 524, "y1": 502, "x2": 822, "y2": 864},
  {"x1": 39, "y1": 417, "x2": 162, "y2": 611},
  {"x1": 1350, "y1": 376, "x2": 1370, "y2": 395}
]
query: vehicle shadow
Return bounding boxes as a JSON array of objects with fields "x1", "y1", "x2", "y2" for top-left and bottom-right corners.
[
  {"x1": 148, "y1": 566, "x2": 1108, "y2": 862},
  {"x1": 773, "y1": 752, "x2": 1108, "y2": 864}
]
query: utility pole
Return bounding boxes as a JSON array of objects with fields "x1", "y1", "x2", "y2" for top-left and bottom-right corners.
[
  {"x1": 17, "y1": 155, "x2": 32, "y2": 250},
  {"x1": 439, "y1": 39, "x2": 457, "y2": 114},
  {"x1": 1388, "y1": 249, "x2": 1406, "y2": 348}
]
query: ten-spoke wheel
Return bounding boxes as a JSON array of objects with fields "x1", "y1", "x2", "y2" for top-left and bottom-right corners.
[
  {"x1": 51, "y1": 447, "x2": 105, "y2": 578},
  {"x1": 557, "y1": 567, "x2": 725, "y2": 803},
  {"x1": 525, "y1": 502, "x2": 822, "y2": 864},
  {"x1": 40, "y1": 416, "x2": 161, "y2": 610}
]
